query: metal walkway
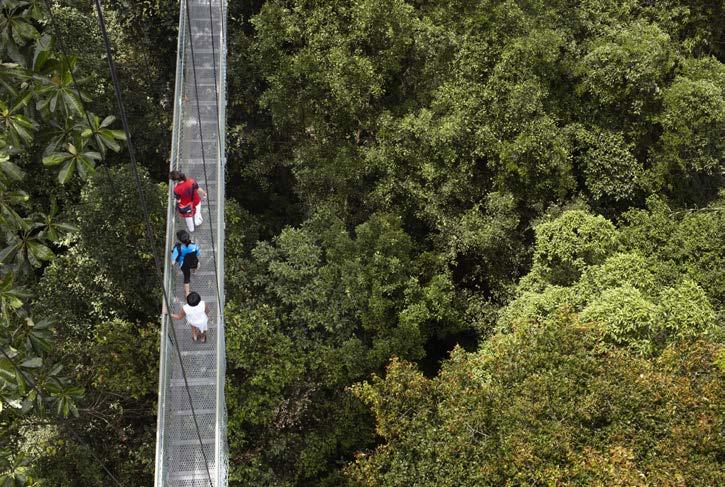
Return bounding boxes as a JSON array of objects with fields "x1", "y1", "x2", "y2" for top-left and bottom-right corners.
[{"x1": 155, "y1": 1, "x2": 227, "y2": 485}]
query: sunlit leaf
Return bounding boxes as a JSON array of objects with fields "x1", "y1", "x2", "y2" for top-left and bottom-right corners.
[
  {"x1": 57, "y1": 159, "x2": 75, "y2": 184},
  {"x1": 19, "y1": 357, "x2": 41, "y2": 368},
  {"x1": 42, "y1": 152, "x2": 69, "y2": 166}
]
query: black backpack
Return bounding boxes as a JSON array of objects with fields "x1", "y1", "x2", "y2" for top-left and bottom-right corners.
[{"x1": 174, "y1": 243, "x2": 199, "y2": 269}]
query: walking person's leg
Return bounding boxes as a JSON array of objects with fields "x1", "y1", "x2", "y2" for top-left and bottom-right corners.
[
  {"x1": 184, "y1": 215, "x2": 195, "y2": 232},
  {"x1": 194, "y1": 203, "x2": 203, "y2": 227},
  {"x1": 182, "y1": 263, "x2": 192, "y2": 297},
  {"x1": 191, "y1": 325, "x2": 198, "y2": 341}
]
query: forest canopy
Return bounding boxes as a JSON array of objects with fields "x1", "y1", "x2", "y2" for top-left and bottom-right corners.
[{"x1": 1, "y1": 0, "x2": 722, "y2": 485}]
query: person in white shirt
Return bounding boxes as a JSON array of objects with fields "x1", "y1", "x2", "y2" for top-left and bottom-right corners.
[{"x1": 171, "y1": 292, "x2": 210, "y2": 343}]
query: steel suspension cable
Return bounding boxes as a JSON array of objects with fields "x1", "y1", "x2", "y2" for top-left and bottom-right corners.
[
  {"x1": 66, "y1": 428, "x2": 125, "y2": 487},
  {"x1": 40, "y1": 0, "x2": 158, "y2": 292},
  {"x1": 39, "y1": 8, "x2": 149, "y2": 485},
  {"x1": 0, "y1": 345, "x2": 125, "y2": 487},
  {"x1": 91, "y1": 1, "x2": 214, "y2": 485}
]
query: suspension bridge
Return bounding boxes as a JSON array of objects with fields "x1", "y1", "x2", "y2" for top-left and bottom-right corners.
[
  {"x1": 154, "y1": 0, "x2": 228, "y2": 485},
  {"x1": 34, "y1": 0, "x2": 230, "y2": 484}
]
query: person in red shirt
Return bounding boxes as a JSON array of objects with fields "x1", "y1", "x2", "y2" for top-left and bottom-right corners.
[{"x1": 170, "y1": 170, "x2": 206, "y2": 232}]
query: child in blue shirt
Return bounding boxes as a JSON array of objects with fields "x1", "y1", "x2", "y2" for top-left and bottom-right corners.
[{"x1": 171, "y1": 230, "x2": 201, "y2": 296}]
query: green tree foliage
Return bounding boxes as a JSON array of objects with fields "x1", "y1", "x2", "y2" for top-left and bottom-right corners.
[
  {"x1": 0, "y1": 274, "x2": 83, "y2": 485},
  {"x1": 658, "y1": 58, "x2": 724, "y2": 172},
  {"x1": 0, "y1": 3, "x2": 167, "y2": 482},
  {"x1": 0, "y1": 2, "x2": 125, "y2": 184},
  {"x1": 28, "y1": 1, "x2": 176, "y2": 182},
  {"x1": 504, "y1": 204, "x2": 721, "y2": 354},
  {"x1": 0, "y1": 0, "x2": 721, "y2": 483},
  {"x1": 70, "y1": 164, "x2": 165, "y2": 317},
  {"x1": 27, "y1": 317, "x2": 159, "y2": 487},
  {"x1": 221, "y1": 0, "x2": 724, "y2": 482},
  {"x1": 0, "y1": 0, "x2": 127, "y2": 419},
  {"x1": 525, "y1": 210, "x2": 619, "y2": 287},
  {"x1": 574, "y1": 21, "x2": 675, "y2": 115},
  {"x1": 27, "y1": 165, "x2": 164, "y2": 485},
  {"x1": 348, "y1": 319, "x2": 723, "y2": 486},
  {"x1": 347, "y1": 202, "x2": 722, "y2": 485},
  {"x1": 231, "y1": 0, "x2": 722, "y2": 319},
  {"x1": 652, "y1": 57, "x2": 724, "y2": 200},
  {"x1": 44, "y1": 169, "x2": 160, "y2": 316},
  {"x1": 568, "y1": 126, "x2": 642, "y2": 203},
  {"x1": 619, "y1": 195, "x2": 725, "y2": 311},
  {"x1": 226, "y1": 210, "x2": 463, "y2": 484}
]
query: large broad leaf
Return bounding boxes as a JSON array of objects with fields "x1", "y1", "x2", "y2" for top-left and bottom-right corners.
[
  {"x1": 43, "y1": 134, "x2": 65, "y2": 156},
  {"x1": 6, "y1": 189, "x2": 29, "y2": 204},
  {"x1": 26, "y1": 240, "x2": 54, "y2": 265},
  {"x1": 10, "y1": 17, "x2": 39, "y2": 45},
  {"x1": 100, "y1": 115, "x2": 116, "y2": 127},
  {"x1": 48, "y1": 363, "x2": 63, "y2": 376},
  {"x1": 14, "y1": 369, "x2": 26, "y2": 393},
  {"x1": 98, "y1": 131, "x2": 121, "y2": 152},
  {"x1": 76, "y1": 155, "x2": 96, "y2": 180},
  {"x1": 0, "y1": 157, "x2": 24, "y2": 181},
  {"x1": 4, "y1": 38, "x2": 24, "y2": 65},
  {"x1": 0, "y1": 240, "x2": 21, "y2": 264},
  {"x1": 0, "y1": 206, "x2": 25, "y2": 230},
  {"x1": 39, "y1": 219, "x2": 77, "y2": 242},
  {"x1": 33, "y1": 200, "x2": 78, "y2": 241},
  {"x1": 8, "y1": 115, "x2": 34, "y2": 145},
  {"x1": 11, "y1": 93, "x2": 31, "y2": 113},
  {"x1": 61, "y1": 90, "x2": 83, "y2": 116},
  {"x1": 81, "y1": 113, "x2": 126, "y2": 155},
  {"x1": 56, "y1": 396, "x2": 69, "y2": 417},
  {"x1": 53, "y1": 386, "x2": 82, "y2": 418},
  {"x1": 41, "y1": 152, "x2": 69, "y2": 166},
  {"x1": 110, "y1": 129, "x2": 126, "y2": 141},
  {"x1": 28, "y1": 333, "x2": 51, "y2": 355},
  {"x1": 0, "y1": 358, "x2": 16, "y2": 384},
  {"x1": 32, "y1": 33, "x2": 53, "y2": 71},
  {"x1": 32, "y1": 318, "x2": 53, "y2": 330},
  {"x1": 9, "y1": 286, "x2": 32, "y2": 300},
  {"x1": 19, "y1": 357, "x2": 41, "y2": 369},
  {"x1": 57, "y1": 159, "x2": 75, "y2": 184},
  {"x1": 0, "y1": 274, "x2": 32, "y2": 316},
  {"x1": 24, "y1": 318, "x2": 53, "y2": 355}
]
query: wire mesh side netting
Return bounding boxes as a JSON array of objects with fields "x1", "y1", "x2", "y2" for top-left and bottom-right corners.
[{"x1": 155, "y1": 1, "x2": 227, "y2": 485}]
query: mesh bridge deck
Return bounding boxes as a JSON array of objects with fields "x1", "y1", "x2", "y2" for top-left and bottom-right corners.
[{"x1": 155, "y1": 1, "x2": 227, "y2": 485}]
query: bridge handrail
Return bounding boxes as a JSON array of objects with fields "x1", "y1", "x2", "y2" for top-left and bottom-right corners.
[{"x1": 154, "y1": 0, "x2": 188, "y2": 482}]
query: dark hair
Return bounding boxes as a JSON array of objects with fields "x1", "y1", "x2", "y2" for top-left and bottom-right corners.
[
  {"x1": 186, "y1": 292, "x2": 201, "y2": 307},
  {"x1": 176, "y1": 230, "x2": 191, "y2": 245},
  {"x1": 169, "y1": 170, "x2": 186, "y2": 181}
]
